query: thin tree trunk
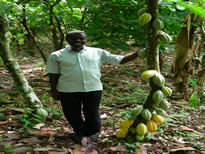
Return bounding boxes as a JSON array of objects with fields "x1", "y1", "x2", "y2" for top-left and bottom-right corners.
[
  {"x1": 0, "y1": 15, "x2": 43, "y2": 108},
  {"x1": 144, "y1": 0, "x2": 160, "y2": 109},
  {"x1": 20, "y1": 6, "x2": 47, "y2": 64}
]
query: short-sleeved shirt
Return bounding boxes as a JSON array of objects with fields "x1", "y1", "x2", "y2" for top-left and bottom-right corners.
[{"x1": 45, "y1": 45, "x2": 124, "y2": 92}]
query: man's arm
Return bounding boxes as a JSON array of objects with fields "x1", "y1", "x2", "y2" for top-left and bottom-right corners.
[
  {"x1": 120, "y1": 51, "x2": 139, "y2": 64},
  {"x1": 48, "y1": 73, "x2": 61, "y2": 100}
]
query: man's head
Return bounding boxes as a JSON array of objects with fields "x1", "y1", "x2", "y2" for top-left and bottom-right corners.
[{"x1": 66, "y1": 30, "x2": 87, "y2": 50}]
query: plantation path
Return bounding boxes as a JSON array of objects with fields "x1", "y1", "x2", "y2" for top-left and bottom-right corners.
[{"x1": 0, "y1": 55, "x2": 205, "y2": 153}]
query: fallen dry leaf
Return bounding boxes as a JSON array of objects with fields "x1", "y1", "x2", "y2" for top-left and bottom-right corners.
[
  {"x1": 19, "y1": 136, "x2": 43, "y2": 144},
  {"x1": 28, "y1": 128, "x2": 57, "y2": 136},
  {"x1": 169, "y1": 147, "x2": 196, "y2": 152},
  {"x1": 62, "y1": 146, "x2": 73, "y2": 153},
  {"x1": 136, "y1": 146, "x2": 147, "y2": 154},
  {"x1": 179, "y1": 125, "x2": 198, "y2": 132},
  {"x1": 33, "y1": 123, "x2": 46, "y2": 129},
  {"x1": 4, "y1": 133, "x2": 20, "y2": 140},
  {"x1": 0, "y1": 130, "x2": 5, "y2": 134},
  {"x1": 0, "y1": 121, "x2": 8, "y2": 125},
  {"x1": 34, "y1": 146, "x2": 62, "y2": 152},
  {"x1": 48, "y1": 135, "x2": 55, "y2": 142},
  {"x1": 72, "y1": 145, "x2": 98, "y2": 154},
  {"x1": 102, "y1": 145, "x2": 126, "y2": 153}
]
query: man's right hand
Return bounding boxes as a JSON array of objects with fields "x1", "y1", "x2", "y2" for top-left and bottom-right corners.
[{"x1": 51, "y1": 90, "x2": 61, "y2": 100}]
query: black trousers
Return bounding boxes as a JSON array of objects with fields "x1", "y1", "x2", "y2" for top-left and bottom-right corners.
[{"x1": 60, "y1": 91, "x2": 102, "y2": 136}]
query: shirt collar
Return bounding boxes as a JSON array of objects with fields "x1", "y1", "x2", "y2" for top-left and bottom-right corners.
[{"x1": 66, "y1": 45, "x2": 86, "y2": 53}]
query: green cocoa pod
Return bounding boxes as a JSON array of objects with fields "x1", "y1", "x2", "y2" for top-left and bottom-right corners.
[
  {"x1": 153, "y1": 73, "x2": 165, "y2": 87},
  {"x1": 158, "y1": 31, "x2": 172, "y2": 44},
  {"x1": 141, "y1": 109, "x2": 152, "y2": 121},
  {"x1": 138, "y1": 13, "x2": 152, "y2": 26},
  {"x1": 152, "y1": 18, "x2": 164, "y2": 30},
  {"x1": 130, "y1": 105, "x2": 144, "y2": 120},
  {"x1": 152, "y1": 90, "x2": 164, "y2": 104},
  {"x1": 36, "y1": 108, "x2": 48, "y2": 120},
  {"x1": 156, "y1": 108, "x2": 166, "y2": 117},
  {"x1": 159, "y1": 99, "x2": 170, "y2": 111},
  {"x1": 138, "y1": 48, "x2": 147, "y2": 59},
  {"x1": 137, "y1": 8, "x2": 147, "y2": 16},
  {"x1": 161, "y1": 86, "x2": 172, "y2": 96},
  {"x1": 128, "y1": 127, "x2": 137, "y2": 135}
]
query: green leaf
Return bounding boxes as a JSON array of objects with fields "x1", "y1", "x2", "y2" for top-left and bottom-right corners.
[
  {"x1": 179, "y1": 3, "x2": 205, "y2": 17},
  {"x1": 188, "y1": 92, "x2": 200, "y2": 107}
]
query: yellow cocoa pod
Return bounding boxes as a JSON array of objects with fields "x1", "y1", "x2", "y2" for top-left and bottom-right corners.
[
  {"x1": 136, "y1": 123, "x2": 147, "y2": 136},
  {"x1": 115, "y1": 128, "x2": 128, "y2": 138},
  {"x1": 49, "y1": 25, "x2": 54, "y2": 30},
  {"x1": 152, "y1": 114, "x2": 164, "y2": 124},
  {"x1": 49, "y1": 36, "x2": 53, "y2": 40},
  {"x1": 119, "y1": 119, "x2": 134, "y2": 129},
  {"x1": 146, "y1": 120, "x2": 157, "y2": 132},
  {"x1": 140, "y1": 70, "x2": 158, "y2": 79}
]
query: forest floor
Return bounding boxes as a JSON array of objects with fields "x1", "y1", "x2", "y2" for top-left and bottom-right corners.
[{"x1": 0, "y1": 51, "x2": 205, "y2": 154}]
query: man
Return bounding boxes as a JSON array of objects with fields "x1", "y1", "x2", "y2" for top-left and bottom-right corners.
[{"x1": 45, "y1": 30, "x2": 138, "y2": 143}]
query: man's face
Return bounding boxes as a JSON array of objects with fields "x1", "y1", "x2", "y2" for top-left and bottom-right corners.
[{"x1": 67, "y1": 33, "x2": 87, "y2": 48}]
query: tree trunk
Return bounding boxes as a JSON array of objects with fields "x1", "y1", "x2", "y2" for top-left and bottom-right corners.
[
  {"x1": 197, "y1": 25, "x2": 205, "y2": 96},
  {"x1": 172, "y1": 14, "x2": 199, "y2": 98},
  {"x1": 144, "y1": 0, "x2": 160, "y2": 109},
  {"x1": 0, "y1": 15, "x2": 43, "y2": 108},
  {"x1": 20, "y1": 5, "x2": 47, "y2": 64}
]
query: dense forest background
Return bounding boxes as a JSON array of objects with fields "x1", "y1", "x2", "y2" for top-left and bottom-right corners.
[{"x1": 0, "y1": 0, "x2": 205, "y2": 153}]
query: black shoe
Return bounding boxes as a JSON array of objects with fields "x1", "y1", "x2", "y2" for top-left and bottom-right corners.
[
  {"x1": 73, "y1": 134, "x2": 83, "y2": 143},
  {"x1": 89, "y1": 134, "x2": 98, "y2": 142}
]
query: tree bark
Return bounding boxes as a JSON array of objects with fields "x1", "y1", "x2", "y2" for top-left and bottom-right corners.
[
  {"x1": 172, "y1": 14, "x2": 199, "y2": 98},
  {"x1": 0, "y1": 15, "x2": 43, "y2": 108},
  {"x1": 197, "y1": 25, "x2": 205, "y2": 96},
  {"x1": 144, "y1": 0, "x2": 160, "y2": 109}
]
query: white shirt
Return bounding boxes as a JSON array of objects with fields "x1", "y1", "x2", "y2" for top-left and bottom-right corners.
[{"x1": 45, "y1": 45, "x2": 124, "y2": 92}]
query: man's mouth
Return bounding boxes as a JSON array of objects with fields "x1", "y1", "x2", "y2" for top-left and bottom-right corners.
[{"x1": 74, "y1": 42, "x2": 81, "y2": 45}]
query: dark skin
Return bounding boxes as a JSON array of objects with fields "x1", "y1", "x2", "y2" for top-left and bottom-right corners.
[{"x1": 49, "y1": 32, "x2": 139, "y2": 100}]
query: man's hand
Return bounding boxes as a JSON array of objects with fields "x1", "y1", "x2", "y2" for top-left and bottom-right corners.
[
  {"x1": 120, "y1": 50, "x2": 139, "y2": 64},
  {"x1": 51, "y1": 90, "x2": 61, "y2": 100},
  {"x1": 48, "y1": 73, "x2": 60, "y2": 100}
]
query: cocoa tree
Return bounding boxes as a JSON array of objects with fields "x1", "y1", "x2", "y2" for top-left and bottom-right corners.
[
  {"x1": 0, "y1": 6, "x2": 48, "y2": 121},
  {"x1": 0, "y1": 14, "x2": 43, "y2": 108},
  {"x1": 115, "y1": 0, "x2": 173, "y2": 140}
]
